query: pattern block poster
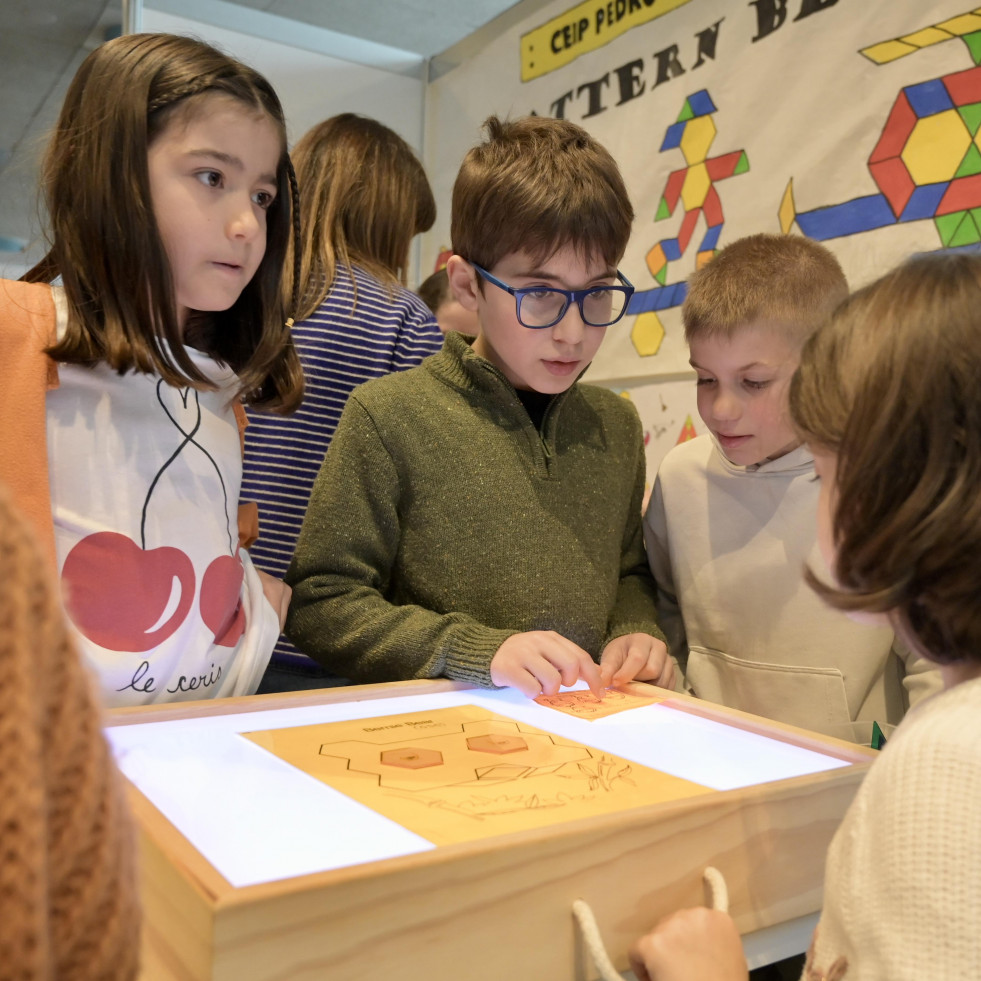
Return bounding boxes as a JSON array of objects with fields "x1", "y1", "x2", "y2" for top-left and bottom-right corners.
[{"x1": 243, "y1": 705, "x2": 710, "y2": 846}]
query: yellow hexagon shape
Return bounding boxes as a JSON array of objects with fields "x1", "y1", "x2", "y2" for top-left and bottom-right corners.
[
  {"x1": 901, "y1": 110, "x2": 972, "y2": 184},
  {"x1": 681, "y1": 163, "x2": 711, "y2": 211},
  {"x1": 631, "y1": 311, "x2": 665, "y2": 357},
  {"x1": 679, "y1": 115, "x2": 716, "y2": 165}
]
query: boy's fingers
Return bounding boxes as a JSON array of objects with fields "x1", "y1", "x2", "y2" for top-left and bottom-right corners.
[
  {"x1": 533, "y1": 659, "x2": 565, "y2": 696},
  {"x1": 577, "y1": 652, "x2": 605, "y2": 697},
  {"x1": 612, "y1": 639, "x2": 648, "y2": 684},
  {"x1": 513, "y1": 667, "x2": 549, "y2": 698}
]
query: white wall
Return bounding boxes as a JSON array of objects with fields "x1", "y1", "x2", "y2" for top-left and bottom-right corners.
[{"x1": 144, "y1": 4, "x2": 427, "y2": 152}]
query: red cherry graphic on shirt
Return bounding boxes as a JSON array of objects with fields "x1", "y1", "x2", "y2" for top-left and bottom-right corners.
[
  {"x1": 200, "y1": 553, "x2": 246, "y2": 647},
  {"x1": 61, "y1": 532, "x2": 195, "y2": 652}
]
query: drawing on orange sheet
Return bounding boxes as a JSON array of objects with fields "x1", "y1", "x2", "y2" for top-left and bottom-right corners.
[
  {"x1": 677, "y1": 415, "x2": 698, "y2": 444},
  {"x1": 780, "y1": 10, "x2": 981, "y2": 252},
  {"x1": 534, "y1": 685, "x2": 661, "y2": 719},
  {"x1": 628, "y1": 89, "x2": 749, "y2": 359},
  {"x1": 242, "y1": 706, "x2": 709, "y2": 845}
]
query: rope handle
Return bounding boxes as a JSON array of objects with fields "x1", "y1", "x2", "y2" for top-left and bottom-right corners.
[{"x1": 572, "y1": 866, "x2": 729, "y2": 981}]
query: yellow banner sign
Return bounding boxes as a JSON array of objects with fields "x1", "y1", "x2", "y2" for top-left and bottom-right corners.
[{"x1": 521, "y1": 0, "x2": 694, "y2": 81}]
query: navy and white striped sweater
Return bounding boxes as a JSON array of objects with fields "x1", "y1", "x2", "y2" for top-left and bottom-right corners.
[{"x1": 241, "y1": 265, "x2": 443, "y2": 658}]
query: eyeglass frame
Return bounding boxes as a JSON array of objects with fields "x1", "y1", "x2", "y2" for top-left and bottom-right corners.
[{"x1": 470, "y1": 262, "x2": 635, "y2": 330}]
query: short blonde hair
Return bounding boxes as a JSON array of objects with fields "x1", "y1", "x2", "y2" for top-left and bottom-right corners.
[
  {"x1": 790, "y1": 252, "x2": 981, "y2": 668},
  {"x1": 683, "y1": 233, "x2": 847, "y2": 346}
]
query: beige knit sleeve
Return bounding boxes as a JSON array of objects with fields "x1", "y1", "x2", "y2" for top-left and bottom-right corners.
[{"x1": 0, "y1": 484, "x2": 140, "y2": 981}]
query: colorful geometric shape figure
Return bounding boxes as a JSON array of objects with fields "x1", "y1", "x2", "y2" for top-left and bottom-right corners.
[
  {"x1": 869, "y1": 91, "x2": 916, "y2": 164},
  {"x1": 646, "y1": 242, "x2": 668, "y2": 278},
  {"x1": 962, "y1": 30, "x2": 981, "y2": 65},
  {"x1": 868, "y1": 157, "x2": 915, "y2": 217},
  {"x1": 663, "y1": 169, "x2": 686, "y2": 211},
  {"x1": 661, "y1": 121, "x2": 686, "y2": 151},
  {"x1": 702, "y1": 185, "x2": 723, "y2": 226},
  {"x1": 861, "y1": 40, "x2": 918, "y2": 65},
  {"x1": 680, "y1": 116, "x2": 716, "y2": 165},
  {"x1": 699, "y1": 224, "x2": 723, "y2": 251},
  {"x1": 706, "y1": 150, "x2": 748, "y2": 181},
  {"x1": 680, "y1": 162, "x2": 711, "y2": 210},
  {"x1": 900, "y1": 182, "x2": 950, "y2": 221},
  {"x1": 905, "y1": 77, "x2": 955, "y2": 117},
  {"x1": 677, "y1": 415, "x2": 697, "y2": 444},
  {"x1": 685, "y1": 90, "x2": 717, "y2": 117},
  {"x1": 935, "y1": 210, "x2": 966, "y2": 246},
  {"x1": 937, "y1": 172, "x2": 981, "y2": 214},
  {"x1": 942, "y1": 64, "x2": 981, "y2": 106},
  {"x1": 951, "y1": 211, "x2": 981, "y2": 245},
  {"x1": 779, "y1": 179, "x2": 796, "y2": 235},
  {"x1": 903, "y1": 27, "x2": 955, "y2": 49},
  {"x1": 938, "y1": 14, "x2": 981, "y2": 36},
  {"x1": 625, "y1": 281, "x2": 687, "y2": 313},
  {"x1": 936, "y1": 209, "x2": 981, "y2": 247},
  {"x1": 676, "y1": 208, "x2": 701, "y2": 253},
  {"x1": 956, "y1": 141, "x2": 981, "y2": 177},
  {"x1": 630, "y1": 311, "x2": 666, "y2": 357},
  {"x1": 901, "y1": 111, "x2": 972, "y2": 184},
  {"x1": 962, "y1": 102, "x2": 981, "y2": 135},
  {"x1": 794, "y1": 194, "x2": 897, "y2": 240},
  {"x1": 662, "y1": 238, "x2": 682, "y2": 263}
]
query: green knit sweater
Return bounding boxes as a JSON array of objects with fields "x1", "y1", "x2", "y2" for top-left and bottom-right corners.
[{"x1": 285, "y1": 330, "x2": 664, "y2": 687}]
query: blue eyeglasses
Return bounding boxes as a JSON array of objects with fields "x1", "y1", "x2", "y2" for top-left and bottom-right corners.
[{"x1": 471, "y1": 263, "x2": 634, "y2": 329}]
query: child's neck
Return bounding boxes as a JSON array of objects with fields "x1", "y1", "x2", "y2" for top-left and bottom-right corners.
[{"x1": 940, "y1": 660, "x2": 981, "y2": 689}]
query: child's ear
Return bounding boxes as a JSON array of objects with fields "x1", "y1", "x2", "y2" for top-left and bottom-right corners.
[{"x1": 445, "y1": 255, "x2": 480, "y2": 311}]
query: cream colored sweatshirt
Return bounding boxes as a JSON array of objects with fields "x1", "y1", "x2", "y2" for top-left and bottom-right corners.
[{"x1": 643, "y1": 435, "x2": 940, "y2": 740}]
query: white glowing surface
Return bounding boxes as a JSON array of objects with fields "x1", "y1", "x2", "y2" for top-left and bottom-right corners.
[{"x1": 106, "y1": 685, "x2": 849, "y2": 888}]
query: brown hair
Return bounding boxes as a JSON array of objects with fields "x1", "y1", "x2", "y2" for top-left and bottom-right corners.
[
  {"x1": 790, "y1": 252, "x2": 981, "y2": 667},
  {"x1": 450, "y1": 115, "x2": 633, "y2": 273},
  {"x1": 23, "y1": 32, "x2": 303, "y2": 412},
  {"x1": 289, "y1": 113, "x2": 435, "y2": 321},
  {"x1": 416, "y1": 267, "x2": 450, "y2": 315},
  {"x1": 683, "y1": 233, "x2": 847, "y2": 346}
]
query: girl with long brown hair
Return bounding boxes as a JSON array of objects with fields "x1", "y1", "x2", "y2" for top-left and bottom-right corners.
[
  {"x1": 240, "y1": 113, "x2": 443, "y2": 690},
  {"x1": 0, "y1": 33, "x2": 303, "y2": 706}
]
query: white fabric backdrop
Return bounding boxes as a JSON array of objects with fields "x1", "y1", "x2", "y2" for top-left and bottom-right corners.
[{"x1": 423, "y1": 0, "x2": 981, "y2": 476}]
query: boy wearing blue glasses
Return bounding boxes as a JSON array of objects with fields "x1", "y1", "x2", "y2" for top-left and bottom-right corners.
[{"x1": 285, "y1": 115, "x2": 672, "y2": 697}]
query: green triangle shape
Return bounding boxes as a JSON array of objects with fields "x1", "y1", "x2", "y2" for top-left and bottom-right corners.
[
  {"x1": 955, "y1": 142, "x2": 981, "y2": 179},
  {"x1": 971, "y1": 207, "x2": 981, "y2": 228},
  {"x1": 656, "y1": 197, "x2": 671, "y2": 221},
  {"x1": 950, "y1": 212, "x2": 981, "y2": 247},
  {"x1": 958, "y1": 102, "x2": 981, "y2": 136},
  {"x1": 677, "y1": 101, "x2": 694, "y2": 123},
  {"x1": 733, "y1": 151, "x2": 749, "y2": 175},
  {"x1": 936, "y1": 211, "x2": 967, "y2": 247},
  {"x1": 962, "y1": 30, "x2": 981, "y2": 66},
  {"x1": 654, "y1": 266, "x2": 667, "y2": 285}
]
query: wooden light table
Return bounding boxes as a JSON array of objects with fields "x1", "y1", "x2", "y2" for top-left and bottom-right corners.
[{"x1": 106, "y1": 680, "x2": 875, "y2": 981}]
